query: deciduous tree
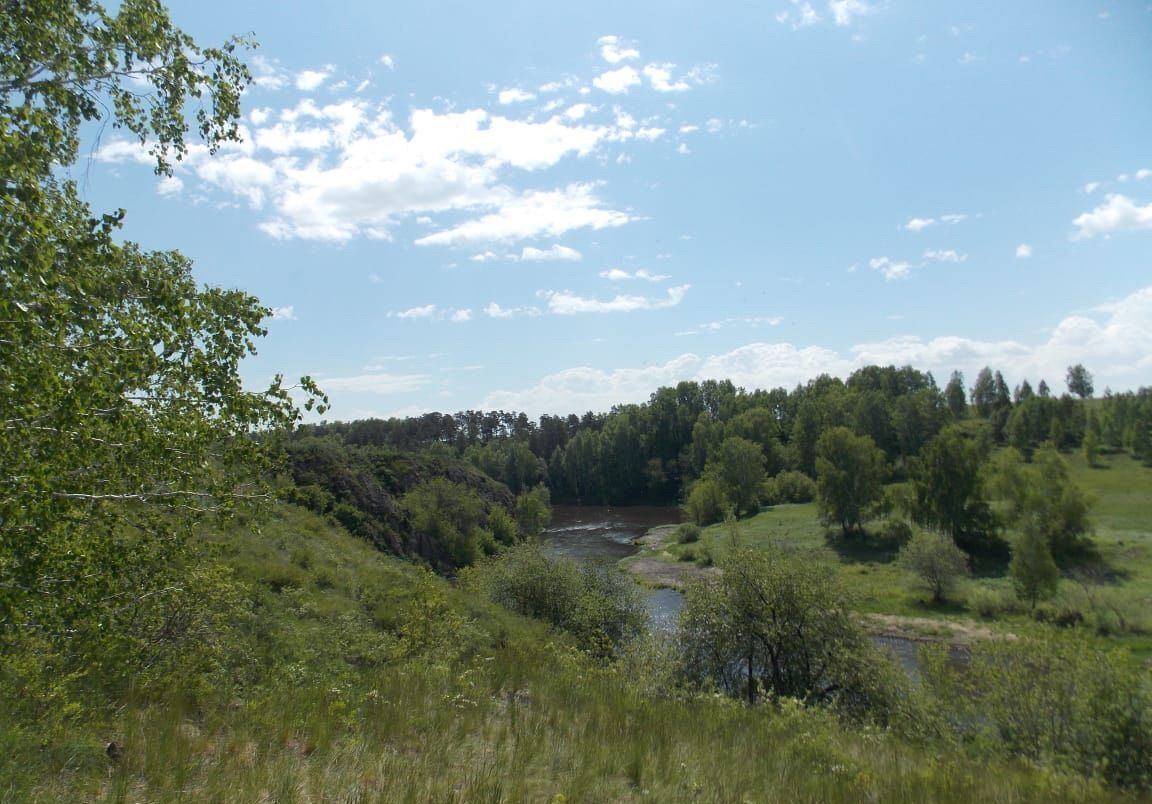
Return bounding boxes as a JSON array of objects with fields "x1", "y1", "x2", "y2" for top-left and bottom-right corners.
[{"x1": 815, "y1": 427, "x2": 885, "y2": 536}]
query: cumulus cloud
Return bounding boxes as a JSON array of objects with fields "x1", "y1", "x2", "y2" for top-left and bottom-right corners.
[
  {"x1": 598, "y1": 268, "x2": 669, "y2": 281},
  {"x1": 829, "y1": 0, "x2": 874, "y2": 26},
  {"x1": 1072, "y1": 194, "x2": 1152, "y2": 239},
  {"x1": 97, "y1": 38, "x2": 715, "y2": 245},
  {"x1": 776, "y1": 1, "x2": 821, "y2": 28},
  {"x1": 1016, "y1": 243, "x2": 1033, "y2": 259},
  {"x1": 598, "y1": 35, "x2": 640, "y2": 64},
  {"x1": 295, "y1": 66, "x2": 334, "y2": 91},
  {"x1": 593, "y1": 66, "x2": 641, "y2": 94},
  {"x1": 450, "y1": 308, "x2": 473, "y2": 322},
  {"x1": 498, "y1": 87, "x2": 536, "y2": 104},
  {"x1": 520, "y1": 244, "x2": 583, "y2": 262},
  {"x1": 393, "y1": 304, "x2": 438, "y2": 319},
  {"x1": 481, "y1": 284, "x2": 1152, "y2": 416},
  {"x1": 483, "y1": 302, "x2": 542, "y2": 318},
  {"x1": 415, "y1": 183, "x2": 634, "y2": 246},
  {"x1": 541, "y1": 284, "x2": 689, "y2": 314},
  {"x1": 156, "y1": 175, "x2": 183, "y2": 196},
  {"x1": 380, "y1": 54, "x2": 395, "y2": 69},
  {"x1": 643, "y1": 63, "x2": 691, "y2": 92},
  {"x1": 868, "y1": 256, "x2": 912, "y2": 280}
]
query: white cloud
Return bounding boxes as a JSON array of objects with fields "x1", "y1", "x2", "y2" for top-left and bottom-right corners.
[
  {"x1": 593, "y1": 66, "x2": 641, "y2": 94},
  {"x1": 1072, "y1": 194, "x2": 1152, "y2": 239},
  {"x1": 482, "y1": 354, "x2": 702, "y2": 414},
  {"x1": 156, "y1": 175, "x2": 183, "y2": 196},
  {"x1": 295, "y1": 66, "x2": 334, "y2": 91},
  {"x1": 498, "y1": 87, "x2": 536, "y2": 104},
  {"x1": 470, "y1": 251, "x2": 502, "y2": 262},
  {"x1": 636, "y1": 126, "x2": 665, "y2": 141},
  {"x1": 482, "y1": 284, "x2": 1152, "y2": 416},
  {"x1": 643, "y1": 63, "x2": 690, "y2": 92},
  {"x1": 541, "y1": 284, "x2": 689, "y2": 314},
  {"x1": 450, "y1": 309, "x2": 473, "y2": 322},
  {"x1": 598, "y1": 35, "x2": 640, "y2": 64},
  {"x1": 380, "y1": 54, "x2": 395, "y2": 70},
  {"x1": 776, "y1": 1, "x2": 822, "y2": 28},
  {"x1": 319, "y1": 372, "x2": 430, "y2": 395},
  {"x1": 598, "y1": 268, "x2": 669, "y2": 281},
  {"x1": 269, "y1": 305, "x2": 297, "y2": 320},
  {"x1": 922, "y1": 249, "x2": 966, "y2": 263},
  {"x1": 394, "y1": 304, "x2": 438, "y2": 319},
  {"x1": 415, "y1": 183, "x2": 634, "y2": 246},
  {"x1": 829, "y1": 0, "x2": 874, "y2": 26},
  {"x1": 1137, "y1": 169, "x2": 1152, "y2": 181},
  {"x1": 564, "y1": 103, "x2": 594, "y2": 120},
  {"x1": 483, "y1": 302, "x2": 541, "y2": 318},
  {"x1": 905, "y1": 212, "x2": 967, "y2": 231},
  {"x1": 1016, "y1": 243, "x2": 1033, "y2": 259},
  {"x1": 868, "y1": 256, "x2": 912, "y2": 280},
  {"x1": 1083, "y1": 181, "x2": 1101, "y2": 193},
  {"x1": 520, "y1": 244, "x2": 583, "y2": 262}
]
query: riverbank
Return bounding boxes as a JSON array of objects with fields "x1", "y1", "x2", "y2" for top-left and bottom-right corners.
[{"x1": 623, "y1": 523, "x2": 1001, "y2": 646}]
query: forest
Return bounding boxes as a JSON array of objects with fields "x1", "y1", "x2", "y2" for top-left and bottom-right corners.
[{"x1": 2, "y1": 2, "x2": 1152, "y2": 800}]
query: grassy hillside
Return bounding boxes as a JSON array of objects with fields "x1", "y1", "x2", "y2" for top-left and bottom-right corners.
[{"x1": 0, "y1": 502, "x2": 1124, "y2": 802}]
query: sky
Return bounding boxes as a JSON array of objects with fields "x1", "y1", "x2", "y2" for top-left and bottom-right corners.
[{"x1": 84, "y1": 0, "x2": 1152, "y2": 419}]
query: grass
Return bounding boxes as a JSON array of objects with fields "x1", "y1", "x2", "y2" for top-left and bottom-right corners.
[
  {"x1": 1, "y1": 501, "x2": 1128, "y2": 801},
  {"x1": 657, "y1": 448, "x2": 1152, "y2": 656}
]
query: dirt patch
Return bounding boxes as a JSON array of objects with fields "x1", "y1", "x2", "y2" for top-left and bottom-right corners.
[
  {"x1": 860, "y1": 613, "x2": 1003, "y2": 645},
  {"x1": 625, "y1": 556, "x2": 718, "y2": 590}
]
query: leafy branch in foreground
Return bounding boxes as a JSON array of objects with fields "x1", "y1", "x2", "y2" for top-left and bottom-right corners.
[{"x1": 0, "y1": 0, "x2": 324, "y2": 708}]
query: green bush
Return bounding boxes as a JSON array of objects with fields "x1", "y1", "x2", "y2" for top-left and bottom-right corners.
[
  {"x1": 763, "y1": 470, "x2": 817, "y2": 505},
  {"x1": 676, "y1": 523, "x2": 702, "y2": 544},
  {"x1": 923, "y1": 632, "x2": 1152, "y2": 792},
  {"x1": 683, "y1": 477, "x2": 730, "y2": 526},
  {"x1": 463, "y1": 544, "x2": 646, "y2": 658}
]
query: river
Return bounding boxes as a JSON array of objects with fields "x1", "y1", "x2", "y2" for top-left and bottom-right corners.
[
  {"x1": 543, "y1": 505, "x2": 945, "y2": 675},
  {"x1": 544, "y1": 505, "x2": 685, "y2": 633}
]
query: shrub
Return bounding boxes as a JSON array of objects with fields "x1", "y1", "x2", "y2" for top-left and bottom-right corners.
[
  {"x1": 676, "y1": 523, "x2": 702, "y2": 544},
  {"x1": 897, "y1": 531, "x2": 969, "y2": 603},
  {"x1": 684, "y1": 477, "x2": 730, "y2": 526},
  {"x1": 762, "y1": 470, "x2": 817, "y2": 505},
  {"x1": 923, "y1": 632, "x2": 1152, "y2": 792},
  {"x1": 678, "y1": 546, "x2": 924, "y2": 730},
  {"x1": 463, "y1": 544, "x2": 646, "y2": 658}
]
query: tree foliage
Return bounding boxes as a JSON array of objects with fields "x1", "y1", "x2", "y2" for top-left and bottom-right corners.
[
  {"x1": 0, "y1": 0, "x2": 322, "y2": 703},
  {"x1": 815, "y1": 427, "x2": 884, "y2": 536},
  {"x1": 897, "y1": 530, "x2": 969, "y2": 603},
  {"x1": 1066, "y1": 364, "x2": 1094, "y2": 399},
  {"x1": 703, "y1": 436, "x2": 765, "y2": 516},
  {"x1": 678, "y1": 547, "x2": 915, "y2": 725},
  {"x1": 908, "y1": 426, "x2": 997, "y2": 553},
  {"x1": 990, "y1": 448, "x2": 1093, "y2": 561}
]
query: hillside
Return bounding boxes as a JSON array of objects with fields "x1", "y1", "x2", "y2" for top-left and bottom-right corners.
[{"x1": 0, "y1": 503, "x2": 1127, "y2": 802}]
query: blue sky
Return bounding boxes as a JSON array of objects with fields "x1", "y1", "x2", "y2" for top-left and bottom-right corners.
[{"x1": 86, "y1": 0, "x2": 1152, "y2": 418}]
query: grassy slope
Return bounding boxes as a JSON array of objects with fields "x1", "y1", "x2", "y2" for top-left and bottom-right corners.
[
  {"x1": 660, "y1": 449, "x2": 1152, "y2": 652},
  {"x1": 0, "y1": 503, "x2": 1119, "y2": 802}
]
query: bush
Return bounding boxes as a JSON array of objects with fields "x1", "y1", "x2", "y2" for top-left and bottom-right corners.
[
  {"x1": 762, "y1": 470, "x2": 817, "y2": 505},
  {"x1": 684, "y1": 477, "x2": 730, "y2": 526},
  {"x1": 678, "y1": 546, "x2": 926, "y2": 731},
  {"x1": 923, "y1": 632, "x2": 1152, "y2": 792},
  {"x1": 463, "y1": 544, "x2": 646, "y2": 658},
  {"x1": 676, "y1": 523, "x2": 702, "y2": 544},
  {"x1": 965, "y1": 586, "x2": 1021, "y2": 620},
  {"x1": 897, "y1": 531, "x2": 969, "y2": 603}
]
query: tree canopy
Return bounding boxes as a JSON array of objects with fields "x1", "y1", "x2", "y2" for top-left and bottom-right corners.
[{"x1": 1, "y1": 0, "x2": 321, "y2": 700}]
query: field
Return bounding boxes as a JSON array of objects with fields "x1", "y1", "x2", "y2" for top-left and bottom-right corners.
[{"x1": 648, "y1": 450, "x2": 1152, "y2": 656}]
